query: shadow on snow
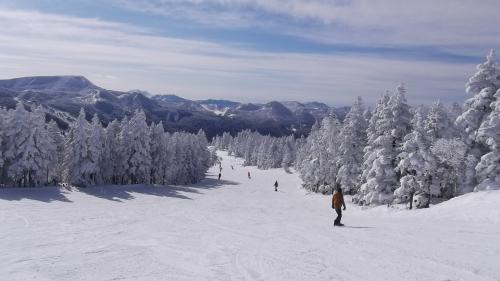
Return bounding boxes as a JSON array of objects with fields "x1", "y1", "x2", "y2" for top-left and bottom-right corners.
[
  {"x1": 0, "y1": 176, "x2": 240, "y2": 203},
  {"x1": 342, "y1": 226, "x2": 376, "y2": 229},
  {"x1": 0, "y1": 186, "x2": 73, "y2": 203}
]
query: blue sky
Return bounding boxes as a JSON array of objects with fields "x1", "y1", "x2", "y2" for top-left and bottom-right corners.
[{"x1": 0, "y1": 0, "x2": 499, "y2": 105}]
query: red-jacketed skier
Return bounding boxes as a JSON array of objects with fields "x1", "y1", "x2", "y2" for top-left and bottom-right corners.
[{"x1": 332, "y1": 185, "x2": 346, "y2": 226}]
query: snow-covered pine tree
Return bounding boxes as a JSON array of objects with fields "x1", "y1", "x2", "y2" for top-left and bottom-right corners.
[
  {"x1": 389, "y1": 84, "x2": 413, "y2": 154},
  {"x1": 3, "y1": 104, "x2": 31, "y2": 186},
  {"x1": 63, "y1": 108, "x2": 93, "y2": 187},
  {"x1": 189, "y1": 131, "x2": 211, "y2": 183},
  {"x1": 195, "y1": 129, "x2": 211, "y2": 175},
  {"x1": 465, "y1": 49, "x2": 500, "y2": 95},
  {"x1": 425, "y1": 100, "x2": 457, "y2": 141},
  {"x1": 296, "y1": 121, "x2": 323, "y2": 191},
  {"x1": 395, "y1": 109, "x2": 437, "y2": 208},
  {"x1": 47, "y1": 120, "x2": 65, "y2": 184},
  {"x1": 126, "y1": 110, "x2": 152, "y2": 184},
  {"x1": 2, "y1": 104, "x2": 53, "y2": 186},
  {"x1": 256, "y1": 136, "x2": 272, "y2": 169},
  {"x1": 337, "y1": 97, "x2": 368, "y2": 194},
  {"x1": 475, "y1": 89, "x2": 500, "y2": 189},
  {"x1": 88, "y1": 114, "x2": 105, "y2": 184},
  {"x1": 296, "y1": 115, "x2": 342, "y2": 194},
  {"x1": 321, "y1": 115, "x2": 342, "y2": 191},
  {"x1": 31, "y1": 106, "x2": 57, "y2": 185},
  {"x1": 101, "y1": 119, "x2": 122, "y2": 184},
  {"x1": 118, "y1": 116, "x2": 131, "y2": 184},
  {"x1": 293, "y1": 135, "x2": 307, "y2": 171},
  {"x1": 356, "y1": 86, "x2": 412, "y2": 205},
  {"x1": 281, "y1": 135, "x2": 296, "y2": 169},
  {"x1": 431, "y1": 138, "x2": 468, "y2": 196},
  {"x1": 456, "y1": 49, "x2": 500, "y2": 192},
  {"x1": 150, "y1": 122, "x2": 167, "y2": 184},
  {"x1": 423, "y1": 101, "x2": 466, "y2": 197},
  {"x1": 164, "y1": 132, "x2": 179, "y2": 184}
]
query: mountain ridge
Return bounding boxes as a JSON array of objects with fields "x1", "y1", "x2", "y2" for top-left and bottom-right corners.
[{"x1": 0, "y1": 75, "x2": 349, "y2": 138}]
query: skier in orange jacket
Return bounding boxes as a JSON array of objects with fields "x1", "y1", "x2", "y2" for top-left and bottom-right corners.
[{"x1": 332, "y1": 185, "x2": 347, "y2": 226}]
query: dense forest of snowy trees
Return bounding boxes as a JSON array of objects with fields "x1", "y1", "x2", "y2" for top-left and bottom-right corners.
[
  {"x1": 0, "y1": 107, "x2": 215, "y2": 187},
  {"x1": 212, "y1": 130, "x2": 297, "y2": 170},
  {"x1": 214, "y1": 50, "x2": 500, "y2": 208}
]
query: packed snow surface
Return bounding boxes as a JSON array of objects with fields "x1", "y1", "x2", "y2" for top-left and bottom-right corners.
[{"x1": 0, "y1": 152, "x2": 499, "y2": 281}]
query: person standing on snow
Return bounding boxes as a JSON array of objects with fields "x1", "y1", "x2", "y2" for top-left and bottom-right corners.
[
  {"x1": 274, "y1": 180, "x2": 278, "y2": 192},
  {"x1": 247, "y1": 171, "x2": 251, "y2": 179},
  {"x1": 332, "y1": 185, "x2": 346, "y2": 226},
  {"x1": 218, "y1": 173, "x2": 221, "y2": 180}
]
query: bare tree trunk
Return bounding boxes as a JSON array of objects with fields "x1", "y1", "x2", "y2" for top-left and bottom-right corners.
[{"x1": 409, "y1": 192, "x2": 414, "y2": 210}]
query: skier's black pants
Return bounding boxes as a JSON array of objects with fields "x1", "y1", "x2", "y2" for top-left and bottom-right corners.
[{"x1": 334, "y1": 208, "x2": 342, "y2": 225}]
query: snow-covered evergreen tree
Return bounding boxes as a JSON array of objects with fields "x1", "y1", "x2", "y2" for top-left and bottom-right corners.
[
  {"x1": 63, "y1": 108, "x2": 93, "y2": 186},
  {"x1": 2, "y1": 104, "x2": 53, "y2": 186},
  {"x1": 425, "y1": 101, "x2": 456, "y2": 141},
  {"x1": 431, "y1": 138, "x2": 468, "y2": 197},
  {"x1": 355, "y1": 86, "x2": 413, "y2": 205},
  {"x1": 88, "y1": 114, "x2": 105, "y2": 184},
  {"x1": 47, "y1": 120, "x2": 65, "y2": 184},
  {"x1": 295, "y1": 115, "x2": 342, "y2": 194},
  {"x1": 31, "y1": 106, "x2": 57, "y2": 185},
  {"x1": 101, "y1": 119, "x2": 122, "y2": 184},
  {"x1": 475, "y1": 89, "x2": 500, "y2": 189},
  {"x1": 456, "y1": 50, "x2": 500, "y2": 192},
  {"x1": 126, "y1": 110, "x2": 152, "y2": 184},
  {"x1": 281, "y1": 135, "x2": 296, "y2": 169},
  {"x1": 389, "y1": 85, "x2": 413, "y2": 146},
  {"x1": 395, "y1": 109, "x2": 436, "y2": 208},
  {"x1": 150, "y1": 122, "x2": 168, "y2": 184},
  {"x1": 465, "y1": 49, "x2": 500, "y2": 95},
  {"x1": 337, "y1": 97, "x2": 368, "y2": 194},
  {"x1": 3, "y1": 104, "x2": 31, "y2": 186}
]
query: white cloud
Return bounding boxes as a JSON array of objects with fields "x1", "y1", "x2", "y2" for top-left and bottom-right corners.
[
  {"x1": 0, "y1": 7, "x2": 478, "y2": 106},
  {"x1": 115, "y1": 0, "x2": 500, "y2": 49}
]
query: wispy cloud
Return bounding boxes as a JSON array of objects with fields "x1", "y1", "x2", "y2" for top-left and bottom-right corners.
[
  {"x1": 0, "y1": 7, "x2": 481, "y2": 105},
  {"x1": 114, "y1": 0, "x2": 500, "y2": 50}
]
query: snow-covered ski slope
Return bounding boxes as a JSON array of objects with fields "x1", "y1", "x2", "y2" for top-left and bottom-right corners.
[{"x1": 0, "y1": 151, "x2": 499, "y2": 281}]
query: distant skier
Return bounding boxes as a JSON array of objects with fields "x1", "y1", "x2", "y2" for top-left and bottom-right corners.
[
  {"x1": 218, "y1": 173, "x2": 221, "y2": 180},
  {"x1": 231, "y1": 165, "x2": 234, "y2": 170},
  {"x1": 332, "y1": 185, "x2": 346, "y2": 226},
  {"x1": 247, "y1": 171, "x2": 251, "y2": 179},
  {"x1": 274, "y1": 180, "x2": 278, "y2": 192}
]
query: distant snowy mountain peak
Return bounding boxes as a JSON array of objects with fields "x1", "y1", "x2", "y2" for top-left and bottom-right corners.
[
  {"x1": 127, "y1": 89, "x2": 154, "y2": 98},
  {"x1": 235, "y1": 103, "x2": 261, "y2": 111},
  {"x1": 0, "y1": 75, "x2": 348, "y2": 137},
  {"x1": 0, "y1": 75, "x2": 97, "y2": 94},
  {"x1": 200, "y1": 104, "x2": 229, "y2": 116}
]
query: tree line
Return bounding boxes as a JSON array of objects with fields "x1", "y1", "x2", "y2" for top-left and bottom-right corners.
[
  {"x1": 213, "y1": 50, "x2": 500, "y2": 208},
  {"x1": 0, "y1": 107, "x2": 216, "y2": 187}
]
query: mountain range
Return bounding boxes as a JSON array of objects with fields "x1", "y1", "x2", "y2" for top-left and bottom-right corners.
[{"x1": 0, "y1": 76, "x2": 349, "y2": 138}]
